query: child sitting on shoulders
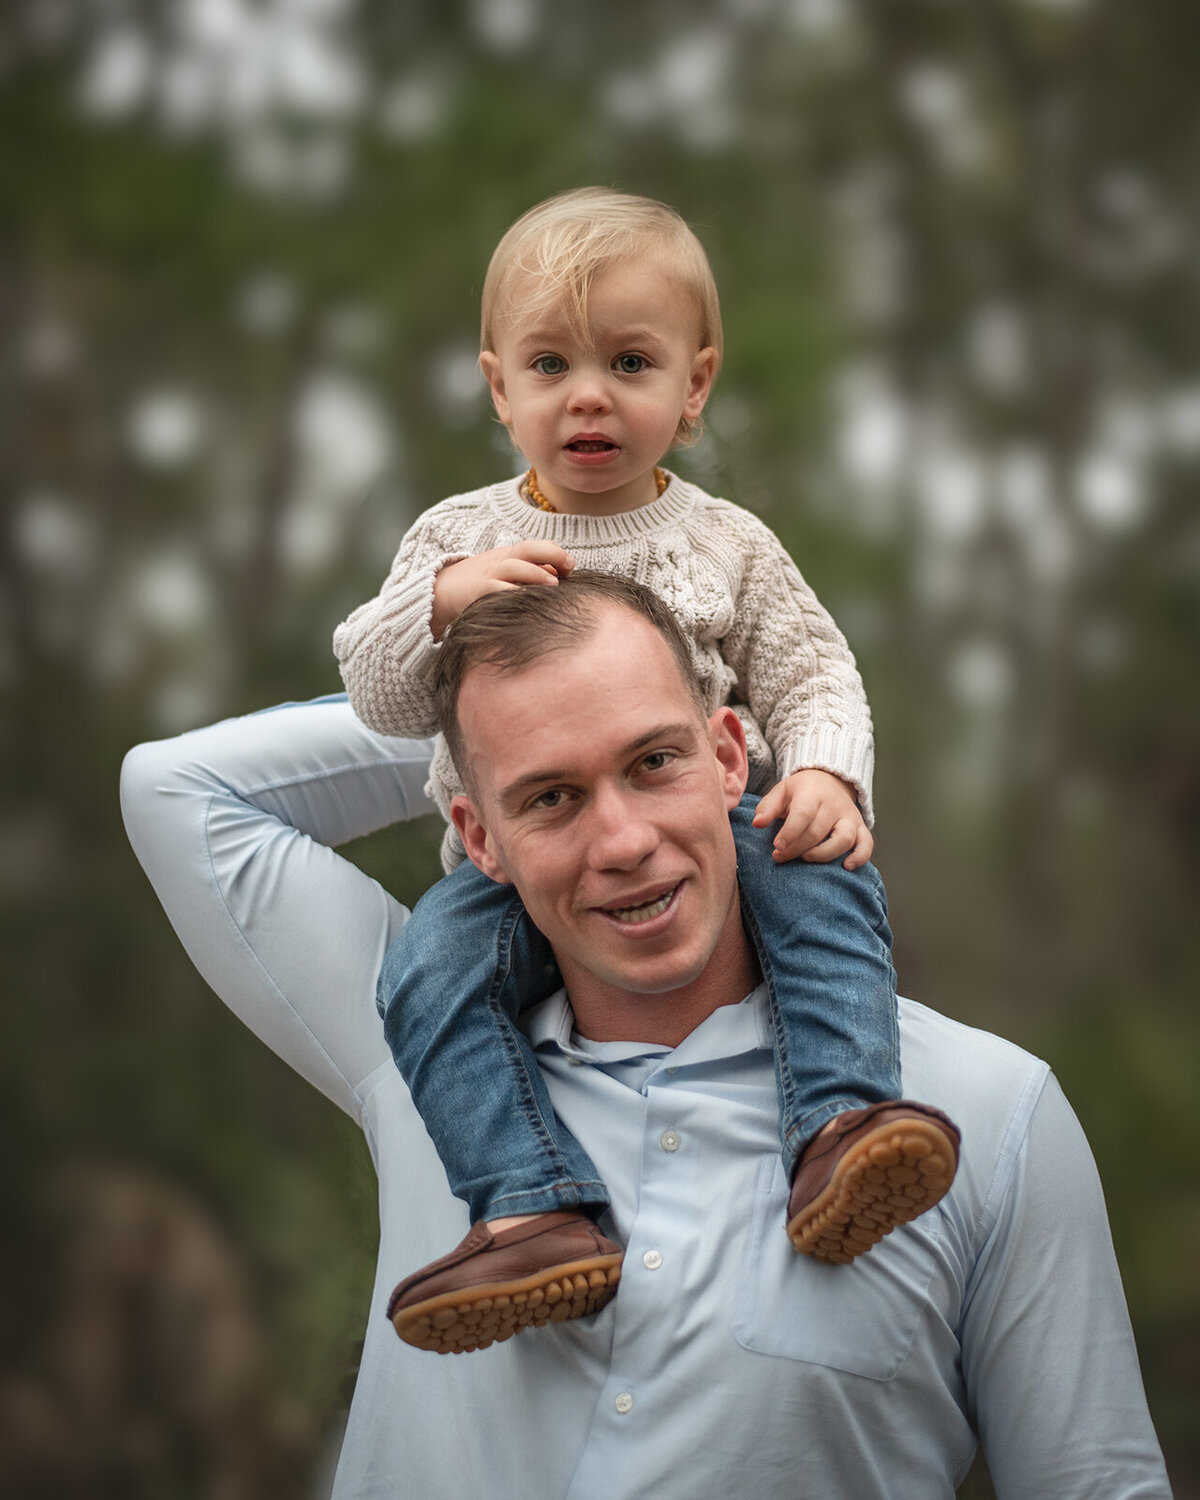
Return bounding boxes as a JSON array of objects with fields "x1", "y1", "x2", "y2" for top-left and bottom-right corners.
[{"x1": 333, "y1": 187, "x2": 960, "y2": 1356}]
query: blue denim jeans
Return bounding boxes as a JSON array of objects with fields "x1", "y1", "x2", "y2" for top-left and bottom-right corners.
[{"x1": 378, "y1": 794, "x2": 900, "y2": 1222}]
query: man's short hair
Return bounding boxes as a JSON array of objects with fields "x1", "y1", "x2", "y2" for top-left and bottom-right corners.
[{"x1": 432, "y1": 570, "x2": 709, "y2": 790}]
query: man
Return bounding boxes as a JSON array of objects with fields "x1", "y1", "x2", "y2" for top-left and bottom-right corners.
[{"x1": 122, "y1": 573, "x2": 1171, "y2": 1499}]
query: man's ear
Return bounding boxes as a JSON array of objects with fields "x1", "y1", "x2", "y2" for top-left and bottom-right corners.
[
  {"x1": 478, "y1": 352, "x2": 511, "y2": 427},
  {"x1": 451, "y1": 794, "x2": 512, "y2": 884},
  {"x1": 707, "y1": 706, "x2": 750, "y2": 810}
]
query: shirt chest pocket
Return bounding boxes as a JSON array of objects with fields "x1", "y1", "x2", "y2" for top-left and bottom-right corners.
[{"x1": 732, "y1": 1155, "x2": 944, "y2": 1380}]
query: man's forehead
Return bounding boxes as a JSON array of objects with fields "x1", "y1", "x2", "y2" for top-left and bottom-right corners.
[
  {"x1": 456, "y1": 603, "x2": 701, "y2": 751},
  {"x1": 461, "y1": 602, "x2": 668, "y2": 687}
]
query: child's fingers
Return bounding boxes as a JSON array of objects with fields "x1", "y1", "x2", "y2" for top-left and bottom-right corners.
[
  {"x1": 769, "y1": 808, "x2": 829, "y2": 861},
  {"x1": 798, "y1": 817, "x2": 860, "y2": 863},
  {"x1": 491, "y1": 559, "x2": 568, "y2": 590},
  {"x1": 507, "y1": 540, "x2": 576, "y2": 575},
  {"x1": 751, "y1": 785, "x2": 788, "y2": 827},
  {"x1": 841, "y1": 822, "x2": 875, "y2": 871}
]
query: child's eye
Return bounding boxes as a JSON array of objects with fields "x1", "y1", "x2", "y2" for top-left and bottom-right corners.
[
  {"x1": 614, "y1": 353, "x2": 649, "y2": 374},
  {"x1": 532, "y1": 354, "x2": 568, "y2": 377}
]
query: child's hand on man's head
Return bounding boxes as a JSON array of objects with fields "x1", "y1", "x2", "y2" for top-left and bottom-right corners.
[
  {"x1": 752, "y1": 768, "x2": 873, "y2": 870},
  {"x1": 431, "y1": 542, "x2": 576, "y2": 640}
]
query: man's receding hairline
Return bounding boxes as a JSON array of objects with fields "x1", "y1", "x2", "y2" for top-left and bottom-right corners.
[{"x1": 459, "y1": 597, "x2": 696, "y2": 691}]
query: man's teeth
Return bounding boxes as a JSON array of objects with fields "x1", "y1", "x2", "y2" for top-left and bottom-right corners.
[{"x1": 609, "y1": 890, "x2": 674, "y2": 925}]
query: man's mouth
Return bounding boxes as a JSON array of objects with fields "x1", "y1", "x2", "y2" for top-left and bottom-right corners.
[{"x1": 603, "y1": 885, "x2": 678, "y2": 925}]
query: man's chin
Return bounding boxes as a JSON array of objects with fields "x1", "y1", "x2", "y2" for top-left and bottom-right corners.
[{"x1": 577, "y1": 944, "x2": 714, "y2": 999}]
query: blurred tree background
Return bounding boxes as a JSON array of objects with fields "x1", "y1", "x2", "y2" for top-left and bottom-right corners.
[{"x1": 2, "y1": 0, "x2": 1197, "y2": 1494}]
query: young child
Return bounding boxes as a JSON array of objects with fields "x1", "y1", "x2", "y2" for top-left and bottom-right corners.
[{"x1": 333, "y1": 187, "x2": 960, "y2": 1355}]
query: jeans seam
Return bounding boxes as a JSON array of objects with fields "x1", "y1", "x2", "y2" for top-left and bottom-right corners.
[
  {"x1": 488, "y1": 898, "x2": 599, "y2": 1203},
  {"x1": 739, "y1": 889, "x2": 799, "y2": 1162}
]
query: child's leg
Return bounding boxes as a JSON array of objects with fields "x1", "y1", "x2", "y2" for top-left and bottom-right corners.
[
  {"x1": 731, "y1": 795, "x2": 901, "y2": 1177},
  {"x1": 379, "y1": 861, "x2": 621, "y2": 1353},
  {"x1": 377, "y1": 858, "x2": 610, "y2": 1224},
  {"x1": 731, "y1": 795, "x2": 959, "y2": 1264}
]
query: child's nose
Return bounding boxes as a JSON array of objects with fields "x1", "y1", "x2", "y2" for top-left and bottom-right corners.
[{"x1": 566, "y1": 372, "x2": 612, "y2": 413}]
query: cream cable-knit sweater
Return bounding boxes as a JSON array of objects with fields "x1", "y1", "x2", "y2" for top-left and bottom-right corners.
[{"x1": 333, "y1": 472, "x2": 875, "y2": 869}]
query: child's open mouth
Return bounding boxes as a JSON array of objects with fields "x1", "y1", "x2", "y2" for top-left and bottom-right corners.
[{"x1": 566, "y1": 440, "x2": 617, "y2": 454}]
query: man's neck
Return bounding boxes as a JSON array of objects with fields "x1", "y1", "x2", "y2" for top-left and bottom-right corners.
[{"x1": 562, "y1": 908, "x2": 762, "y2": 1049}]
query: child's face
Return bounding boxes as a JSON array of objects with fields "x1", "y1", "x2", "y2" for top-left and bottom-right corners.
[{"x1": 479, "y1": 254, "x2": 718, "y2": 515}]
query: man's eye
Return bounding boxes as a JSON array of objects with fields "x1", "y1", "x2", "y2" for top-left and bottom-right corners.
[
  {"x1": 531, "y1": 788, "x2": 568, "y2": 809},
  {"x1": 614, "y1": 353, "x2": 648, "y2": 374},
  {"x1": 642, "y1": 751, "x2": 673, "y2": 772},
  {"x1": 533, "y1": 354, "x2": 567, "y2": 376}
]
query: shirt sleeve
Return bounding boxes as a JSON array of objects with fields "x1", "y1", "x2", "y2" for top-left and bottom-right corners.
[
  {"x1": 959, "y1": 1072, "x2": 1172, "y2": 1499},
  {"x1": 119, "y1": 696, "x2": 437, "y2": 1122},
  {"x1": 716, "y1": 512, "x2": 877, "y2": 824},
  {"x1": 332, "y1": 508, "x2": 470, "y2": 739}
]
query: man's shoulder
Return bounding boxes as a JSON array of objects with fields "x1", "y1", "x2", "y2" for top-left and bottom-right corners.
[
  {"x1": 897, "y1": 994, "x2": 1047, "y2": 1071},
  {"x1": 896, "y1": 997, "x2": 1052, "y2": 1164}
]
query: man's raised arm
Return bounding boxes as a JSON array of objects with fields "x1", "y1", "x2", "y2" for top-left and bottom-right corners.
[{"x1": 120, "y1": 696, "x2": 436, "y2": 1120}]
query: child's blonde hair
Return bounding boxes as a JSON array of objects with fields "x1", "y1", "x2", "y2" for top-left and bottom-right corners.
[{"x1": 481, "y1": 187, "x2": 723, "y2": 444}]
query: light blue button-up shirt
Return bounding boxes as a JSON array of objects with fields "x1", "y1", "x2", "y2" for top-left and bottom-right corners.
[{"x1": 121, "y1": 696, "x2": 1172, "y2": 1499}]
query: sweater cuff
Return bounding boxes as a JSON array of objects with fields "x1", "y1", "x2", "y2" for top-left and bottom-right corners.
[{"x1": 775, "y1": 728, "x2": 876, "y2": 829}]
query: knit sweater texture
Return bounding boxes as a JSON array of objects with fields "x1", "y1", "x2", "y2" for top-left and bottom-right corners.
[{"x1": 333, "y1": 472, "x2": 875, "y2": 869}]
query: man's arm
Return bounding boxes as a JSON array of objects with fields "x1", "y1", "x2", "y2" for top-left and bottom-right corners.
[
  {"x1": 120, "y1": 696, "x2": 437, "y2": 1120},
  {"x1": 961, "y1": 1072, "x2": 1172, "y2": 1498}
]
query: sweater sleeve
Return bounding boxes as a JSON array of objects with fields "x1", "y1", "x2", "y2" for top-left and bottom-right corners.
[
  {"x1": 332, "y1": 508, "x2": 470, "y2": 739},
  {"x1": 717, "y1": 511, "x2": 876, "y2": 825}
]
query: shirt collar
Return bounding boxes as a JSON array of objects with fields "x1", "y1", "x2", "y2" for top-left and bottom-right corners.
[{"x1": 522, "y1": 983, "x2": 773, "y2": 1066}]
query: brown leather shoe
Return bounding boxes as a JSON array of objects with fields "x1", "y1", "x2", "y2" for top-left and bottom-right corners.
[
  {"x1": 387, "y1": 1211, "x2": 623, "y2": 1354},
  {"x1": 786, "y1": 1102, "x2": 961, "y2": 1265}
]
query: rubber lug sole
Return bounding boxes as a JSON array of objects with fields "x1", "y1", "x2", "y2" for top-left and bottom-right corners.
[
  {"x1": 391, "y1": 1254, "x2": 622, "y2": 1354},
  {"x1": 787, "y1": 1119, "x2": 956, "y2": 1264}
]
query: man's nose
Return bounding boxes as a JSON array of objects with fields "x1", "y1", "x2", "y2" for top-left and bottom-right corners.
[{"x1": 585, "y1": 784, "x2": 658, "y2": 870}]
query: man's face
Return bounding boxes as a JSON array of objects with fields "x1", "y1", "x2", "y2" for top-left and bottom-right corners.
[{"x1": 450, "y1": 606, "x2": 750, "y2": 1028}]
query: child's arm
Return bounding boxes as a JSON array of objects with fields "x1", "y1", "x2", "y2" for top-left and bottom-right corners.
[
  {"x1": 717, "y1": 511, "x2": 876, "y2": 870},
  {"x1": 333, "y1": 504, "x2": 572, "y2": 739}
]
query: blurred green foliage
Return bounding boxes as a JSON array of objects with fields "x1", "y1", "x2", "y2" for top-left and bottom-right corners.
[{"x1": 2, "y1": 1, "x2": 1198, "y2": 1494}]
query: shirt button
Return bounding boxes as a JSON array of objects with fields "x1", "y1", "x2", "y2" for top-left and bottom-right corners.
[
  {"x1": 642, "y1": 1249, "x2": 663, "y2": 1271},
  {"x1": 660, "y1": 1129, "x2": 681, "y2": 1152},
  {"x1": 615, "y1": 1392, "x2": 634, "y2": 1414}
]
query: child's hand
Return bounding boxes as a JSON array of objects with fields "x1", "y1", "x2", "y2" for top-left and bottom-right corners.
[
  {"x1": 431, "y1": 542, "x2": 576, "y2": 640},
  {"x1": 752, "y1": 769, "x2": 873, "y2": 869}
]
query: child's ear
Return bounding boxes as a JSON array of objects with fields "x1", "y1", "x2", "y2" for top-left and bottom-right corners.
[
  {"x1": 684, "y1": 346, "x2": 719, "y2": 423},
  {"x1": 479, "y1": 352, "x2": 511, "y2": 426}
]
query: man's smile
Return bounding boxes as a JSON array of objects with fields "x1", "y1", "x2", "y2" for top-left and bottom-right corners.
[{"x1": 596, "y1": 883, "x2": 681, "y2": 926}]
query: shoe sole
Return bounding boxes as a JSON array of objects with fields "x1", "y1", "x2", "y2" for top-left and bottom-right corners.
[
  {"x1": 786, "y1": 1118, "x2": 957, "y2": 1264},
  {"x1": 391, "y1": 1253, "x2": 623, "y2": 1354}
]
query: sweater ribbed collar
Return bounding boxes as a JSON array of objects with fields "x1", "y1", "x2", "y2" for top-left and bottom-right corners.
[{"x1": 487, "y1": 469, "x2": 697, "y2": 542}]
